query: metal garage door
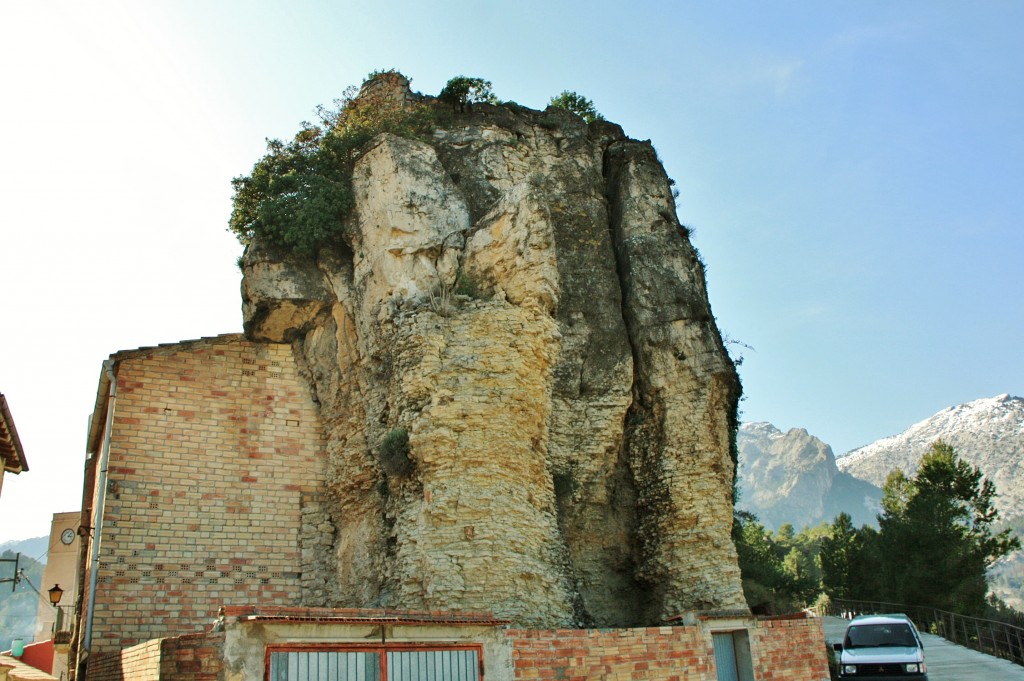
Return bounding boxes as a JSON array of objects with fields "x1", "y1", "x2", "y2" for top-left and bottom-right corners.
[
  {"x1": 387, "y1": 649, "x2": 479, "y2": 681},
  {"x1": 268, "y1": 650, "x2": 380, "y2": 681},
  {"x1": 267, "y1": 647, "x2": 480, "y2": 681}
]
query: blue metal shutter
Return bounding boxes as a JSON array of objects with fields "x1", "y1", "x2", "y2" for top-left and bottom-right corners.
[
  {"x1": 387, "y1": 649, "x2": 480, "y2": 681},
  {"x1": 712, "y1": 632, "x2": 739, "y2": 681},
  {"x1": 268, "y1": 650, "x2": 381, "y2": 680}
]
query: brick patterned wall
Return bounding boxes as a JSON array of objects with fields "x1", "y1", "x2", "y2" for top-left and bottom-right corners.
[
  {"x1": 508, "y1": 616, "x2": 828, "y2": 681},
  {"x1": 88, "y1": 335, "x2": 327, "y2": 651}
]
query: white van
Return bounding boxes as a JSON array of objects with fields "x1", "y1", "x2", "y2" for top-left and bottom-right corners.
[{"x1": 833, "y1": 613, "x2": 928, "y2": 679}]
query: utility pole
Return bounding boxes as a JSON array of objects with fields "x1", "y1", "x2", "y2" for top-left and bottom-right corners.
[{"x1": 0, "y1": 553, "x2": 21, "y2": 591}]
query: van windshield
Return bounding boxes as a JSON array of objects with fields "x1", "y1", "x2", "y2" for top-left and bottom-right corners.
[{"x1": 845, "y1": 623, "x2": 917, "y2": 648}]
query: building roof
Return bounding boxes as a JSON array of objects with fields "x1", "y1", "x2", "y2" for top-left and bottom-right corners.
[
  {"x1": 0, "y1": 393, "x2": 28, "y2": 474},
  {"x1": 218, "y1": 606, "x2": 511, "y2": 627}
]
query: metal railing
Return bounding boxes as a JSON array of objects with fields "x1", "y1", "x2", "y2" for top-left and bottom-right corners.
[
  {"x1": 51, "y1": 604, "x2": 74, "y2": 645},
  {"x1": 820, "y1": 598, "x2": 1024, "y2": 667}
]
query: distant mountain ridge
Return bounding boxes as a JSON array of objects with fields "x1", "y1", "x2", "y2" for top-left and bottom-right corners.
[
  {"x1": 836, "y1": 394, "x2": 1024, "y2": 521},
  {"x1": 0, "y1": 536, "x2": 48, "y2": 564},
  {"x1": 736, "y1": 394, "x2": 1023, "y2": 611},
  {"x1": 736, "y1": 422, "x2": 882, "y2": 531}
]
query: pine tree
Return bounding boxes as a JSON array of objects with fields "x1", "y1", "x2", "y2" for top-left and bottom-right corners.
[{"x1": 876, "y1": 441, "x2": 1020, "y2": 614}]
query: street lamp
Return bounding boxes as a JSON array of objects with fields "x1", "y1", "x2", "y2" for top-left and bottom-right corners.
[{"x1": 48, "y1": 584, "x2": 64, "y2": 634}]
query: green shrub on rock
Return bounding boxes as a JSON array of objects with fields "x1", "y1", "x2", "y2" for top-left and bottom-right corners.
[
  {"x1": 548, "y1": 90, "x2": 604, "y2": 123},
  {"x1": 229, "y1": 72, "x2": 439, "y2": 256}
]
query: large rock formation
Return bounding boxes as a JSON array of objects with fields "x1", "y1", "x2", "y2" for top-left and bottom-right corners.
[{"x1": 240, "y1": 73, "x2": 745, "y2": 627}]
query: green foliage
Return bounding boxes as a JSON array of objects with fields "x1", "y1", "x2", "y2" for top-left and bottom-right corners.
[
  {"x1": 732, "y1": 511, "x2": 823, "y2": 612},
  {"x1": 820, "y1": 513, "x2": 882, "y2": 601},
  {"x1": 986, "y1": 594, "x2": 1024, "y2": 628},
  {"x1": 548, "y1": 90, "x2": 604, "y2": 123},
  {"x1": 553, "y1": 471, "x2": 578, "y2": 499},
  {"x1": 453, "y1": 269, "x2": 483, "y2": 299},
  {"x1": 819, "y1": 441, "x2": 1021, "y2": 616},
  {"x1": 438, "y1": 76, "x2": 497, "y2": 110},
  {"x1": 378, "y1": 427, "x2": 413, "y2": 478},
  {"x1": 229, "y1": 126, "x2": 352, "y2": 255},
  {"x1": 875, "y1": 441, "x2": 1019, "y2": 614},
  {"x1": 229, "y1": 72, "x2": 439, "y2": 256},
  {"x1": 737, "y1": 441, "x2": 1022, "y2": 620}
]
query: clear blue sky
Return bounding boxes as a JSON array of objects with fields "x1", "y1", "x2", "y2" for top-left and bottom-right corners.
[{"x1": 2, "y1": 1, "x2": 1021, "y2": 541}]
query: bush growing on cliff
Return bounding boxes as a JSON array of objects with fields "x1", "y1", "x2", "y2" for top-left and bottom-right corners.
[
  {"x1": 378, "y1": 427, "x2": 414, "y2": 478},
  {"x1": 548, "y1": 90, "x2": 604, "y2": 123},
  {"x1": 438, "y1": 76, "x2": 497, "y2": 110},
  {"x1": 229, "y1": 72, "x2": 438, "y2": 255},
  {"x1": 229, "y1": 125, "x2": 352, "y2": 255}
]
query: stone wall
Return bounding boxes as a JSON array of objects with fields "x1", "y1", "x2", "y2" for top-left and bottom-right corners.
[{"x1": 80, "y1": 335, "x2": 328, "y2": 651}]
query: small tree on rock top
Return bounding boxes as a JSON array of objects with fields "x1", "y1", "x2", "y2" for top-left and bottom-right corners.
[
  {"x1": 548, "y1": 90, "x2": 604, "y2": 123},
  {"x1": 438, "y1": 76, "x2": 497, "y2": 111}
]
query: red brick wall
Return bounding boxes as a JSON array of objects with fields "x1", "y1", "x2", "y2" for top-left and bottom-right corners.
[
  {"x1": 87, "y1": 632, "x2": 225, "y2": 681},
  {"x1": 85, "y1": 335, "x2": 326, "y2": 651},
  {"x1": 510, "y1": 626, "x2": 711, "y2": 681},
  {"x1": 508, "y1": 616, "x2": 828, "y2": 681},
  {"x1": 158, "y1": 632, "x2": 224, "y2": 680},
  {"x1": 749, "y1": 615, "x2": 830, "y2": 680},
  {"x1": 87, "y1": 613, "x2": 828, "y2": 680}
]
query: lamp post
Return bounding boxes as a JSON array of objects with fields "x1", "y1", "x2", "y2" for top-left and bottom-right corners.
[{"x1": 48, "y1": 584, "x2": 64, "y2": 633}]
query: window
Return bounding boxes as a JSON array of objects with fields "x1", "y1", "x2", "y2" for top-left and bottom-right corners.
[{"x1": 267, "y1": 646, "x2": 481, "y2": 681}]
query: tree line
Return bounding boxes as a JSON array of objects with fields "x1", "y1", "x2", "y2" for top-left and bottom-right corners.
[{"x1": 734, "y1": 441, "x2": 1021, "y2": 620}]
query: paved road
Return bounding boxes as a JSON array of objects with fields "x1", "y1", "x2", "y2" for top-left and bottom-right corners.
[{"x1": 822, "y1": 616, "x2": 1024, "y2": 680}]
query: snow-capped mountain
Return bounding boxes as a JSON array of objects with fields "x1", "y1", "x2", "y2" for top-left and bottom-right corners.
[
  {"x1": 737, "y1": 422, "x2": 882, "y2": 530},
  {"x1": 836, "y1": 394, "x2": 1024, "y2": 520}
]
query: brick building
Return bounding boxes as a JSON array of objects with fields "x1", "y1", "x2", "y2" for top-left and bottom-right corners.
[
  {"x1": 72, "y1": 334, "x2": 829, "y2": 680},
  {"x1": 73, "y1": 335, "x2": 329, "y2": 673}
]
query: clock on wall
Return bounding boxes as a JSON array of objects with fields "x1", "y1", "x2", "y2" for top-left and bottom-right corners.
[{"x1": 61, "y1": 528, "x2": 76, "y2": 545}]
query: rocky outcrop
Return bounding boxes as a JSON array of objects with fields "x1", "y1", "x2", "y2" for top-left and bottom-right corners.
[
  {"x1": 240, "y1": 74, "x2": 744, "y2": 627},
  {"x1": 737, "y1": 422, "x2": 881, "y2": 530}
]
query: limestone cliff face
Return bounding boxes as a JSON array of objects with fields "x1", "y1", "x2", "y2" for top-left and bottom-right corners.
[{"x1": 241, "y1": 76, "x2": 744, "y2": 627}]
